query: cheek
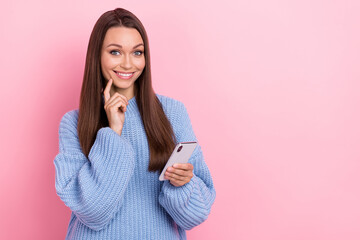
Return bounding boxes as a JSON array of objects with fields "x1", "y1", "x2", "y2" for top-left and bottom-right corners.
[
  {"x1": 102, "y1": 58, "x2": 116, "y2": 69},
  {"x1": 134, "y1": 57, "x2": 145, "y2": 70},
  {"x1": 101, "y1": 56, "x2": 116, "y2": 77}
]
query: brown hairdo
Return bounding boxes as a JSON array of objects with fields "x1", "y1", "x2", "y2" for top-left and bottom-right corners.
[{"x1": 77, "y1": 8, "x2": 176, "y2": 172}]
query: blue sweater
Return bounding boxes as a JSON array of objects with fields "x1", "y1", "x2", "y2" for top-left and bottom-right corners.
[{"x1": 54, "y1": 94, "x2": 216, "y2": 240}]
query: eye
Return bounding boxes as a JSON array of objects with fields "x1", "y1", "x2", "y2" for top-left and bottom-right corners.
[
  {"x1": 134, "y1": 51, "x2": 143, "y2": 56},
  {"x1": 110, "y1": 50, "x2": 120, "y2": 56}
]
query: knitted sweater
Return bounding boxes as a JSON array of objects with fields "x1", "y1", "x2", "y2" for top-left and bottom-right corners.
[{"x1": 54, "y1": 94, "x2": 216, "y2": 240}]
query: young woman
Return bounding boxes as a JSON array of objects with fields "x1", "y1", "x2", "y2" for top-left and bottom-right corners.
[{"x1": 54, "y1": 8, "x2": 216, "y2": 240}]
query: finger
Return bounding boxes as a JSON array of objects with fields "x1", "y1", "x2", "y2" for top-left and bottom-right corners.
[
  {"x1": 103, "y1": 78, "x2": 113, "y2": 102},
  {"x1": 112, "y1": 92, "x2": 129, "y2": 105},
  {"x1": 170, "y1": 180, "x2": 181, "y2": 187},
  {"x1": 167, "y1": 177, "x2": 188, "y2": 187},
  {"x1": 169, "y1": 179, "x2": 182, "y2": 187},
  {"x1": 108, "y1": 99, "x2": 127, "y2": 112},
  {"x1": 172, "y1": 163, "x2": 194, "y2": 171},
  {"x1": 104, "y1": 95, "x2": 122, "y2": 109},
  {"x1": 166, "y1": 167, "x2": 191, "y2": 177},
  {"x1": 165, "y1": 171, "x2": 187, "y2": 182},
  {"x1": 164, "y1": 173, "x2": 189, "y2": 186},
  {"x1": 105, "y1": 92, "x2": 129, "y2": 108}
]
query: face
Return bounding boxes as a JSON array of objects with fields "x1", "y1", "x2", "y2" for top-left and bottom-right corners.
[{"x1": 101, "y1": 26, "x2": 145, "y2": 99}]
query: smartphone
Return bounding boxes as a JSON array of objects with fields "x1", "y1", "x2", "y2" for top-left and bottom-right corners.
[{"x1": 159, "y1": 141, "x2": 198, "y2": 181}]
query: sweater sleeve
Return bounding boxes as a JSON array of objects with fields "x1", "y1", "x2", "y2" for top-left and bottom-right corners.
[
  {"x1": 53, "y1": 110, "x2": 135, "y2": 231},
  {"x1": 158, "y1": 102, "x2": 216, "y2": 230}
]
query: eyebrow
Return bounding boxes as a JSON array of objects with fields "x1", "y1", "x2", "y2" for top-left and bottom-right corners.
[{"x1": 106, "y1": 43, "x2": 144, "y2": 49}]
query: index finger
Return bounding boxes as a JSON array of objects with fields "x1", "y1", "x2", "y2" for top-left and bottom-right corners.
[
  {"x1": 103, "y1": 78, "x2": 113, "y2": 102},
  {"x1": 172, "y1": 163, "x2": 193, "y2": 171}
]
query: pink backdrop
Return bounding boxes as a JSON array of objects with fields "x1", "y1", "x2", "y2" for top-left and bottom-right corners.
[{"x1": 1, "y1": 0, "x2": 360, "y2": 239}]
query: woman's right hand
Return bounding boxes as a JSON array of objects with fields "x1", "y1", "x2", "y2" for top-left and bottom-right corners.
[{"x1": 103, "y1": 78, "x2": 129, "y2": 136}]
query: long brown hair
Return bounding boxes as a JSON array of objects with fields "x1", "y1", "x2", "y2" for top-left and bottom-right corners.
[{"x1": 78, "y1": 8, "x2": 176, "y2": 172}]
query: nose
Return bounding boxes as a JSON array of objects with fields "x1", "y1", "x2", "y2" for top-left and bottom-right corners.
[{"x1": 120, "y1": 54, "x2": 132, "y2": 69}]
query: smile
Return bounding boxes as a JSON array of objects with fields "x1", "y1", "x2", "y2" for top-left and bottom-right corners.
[{"x1": 114, "y1": 71, "x2": 135, "y2": 79}]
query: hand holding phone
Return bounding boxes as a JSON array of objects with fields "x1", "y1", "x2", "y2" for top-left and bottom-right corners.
[{"x1": 159, "y1": 142, "x2": 197, "y2": 181}]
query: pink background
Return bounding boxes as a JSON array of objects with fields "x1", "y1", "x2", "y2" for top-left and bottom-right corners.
[{"x1": 1, "y1": 0, "x2": 360, "y2": 239}]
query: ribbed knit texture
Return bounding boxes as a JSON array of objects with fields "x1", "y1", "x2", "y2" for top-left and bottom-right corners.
[{"x1": 54, "y1": 94, "x2": 216, "y2": 240}]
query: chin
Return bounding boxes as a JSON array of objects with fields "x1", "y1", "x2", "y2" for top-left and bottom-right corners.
[{"x1": 113, "y1": 80, "x2": 135, "y2": 89}]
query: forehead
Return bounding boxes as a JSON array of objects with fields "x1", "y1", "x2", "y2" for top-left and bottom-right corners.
[{"x1": 103, "y1": 26, "x2": 144, "y2": 47}]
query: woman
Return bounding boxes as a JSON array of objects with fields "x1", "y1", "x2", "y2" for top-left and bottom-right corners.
[{"x1": 54, "y1": 8, "x2": 216, "y2": 240}]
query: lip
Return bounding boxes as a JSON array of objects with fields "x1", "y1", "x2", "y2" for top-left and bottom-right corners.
[{"x1": 114, "y1": 70, "x2": 135, "y2": 80}]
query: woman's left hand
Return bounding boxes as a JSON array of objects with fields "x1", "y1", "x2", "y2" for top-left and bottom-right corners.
[{"x1": 164, "y1": 163, "x2": 194, "y2": 187}]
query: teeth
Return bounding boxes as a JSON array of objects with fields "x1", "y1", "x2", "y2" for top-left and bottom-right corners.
[{"x1": 117, "y1": 72, "x2": 133, "y2": 77}]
